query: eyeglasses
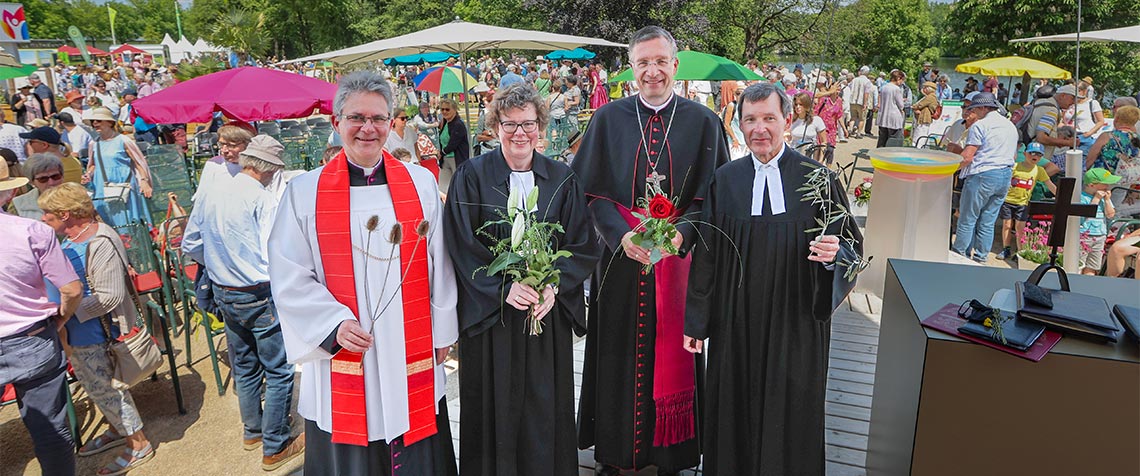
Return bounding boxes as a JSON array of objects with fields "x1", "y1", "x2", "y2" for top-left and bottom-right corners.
[
  {"x1": 499, "y1": 120, "x2": 539, "y2": 133},
  {"x1": 34, "y1": 172, "x2": 63, "y2": 183},
  {"x1": 341, "y1": 114, "x2": 391, "y2": 126},
  {"x1": 218, "y1": 141, "x2": 245, "y2": 150},
  {"x1": 395, "y1": 116, "x2": 408, "y2": 121}
]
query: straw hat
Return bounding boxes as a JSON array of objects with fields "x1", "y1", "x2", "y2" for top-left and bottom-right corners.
[
  {"x1": 84, "y1": 107, "x2": 117, "y2": 122},
  {"x1": 0, "y1": 159, "x2": 29, "y2": 191}
]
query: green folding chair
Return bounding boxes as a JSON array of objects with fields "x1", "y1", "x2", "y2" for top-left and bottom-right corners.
[
  {"x1": 114, "y1": 221, "x2": 186, "y2": 414},
  {"x1": 160, "y1": 216, "x2": 229, "y2": 396}
]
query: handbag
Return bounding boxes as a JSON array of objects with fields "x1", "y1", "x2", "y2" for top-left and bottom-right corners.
[
  {"x1": 88, "y1": 234, "x2": 164, "y2": 390},
  {"x1": 95, "y1": 137, "x2": 133, "y2": 202}
]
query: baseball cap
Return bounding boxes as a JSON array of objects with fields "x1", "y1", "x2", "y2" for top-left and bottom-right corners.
[
  {"x1": 1083, "y1": 168, "x2": 1121, "y2": 185},
  {"x1": 782, "y1": 73, "x2": 797, "y2": 84},
  {"x1": 1055, "y1": 84, "x2": 1077, "y2": 97},
  {"x1": 794, "y1": 63, "x2": 803, "y2": 71},
  {"x1": 19, "y1": 126, "x2": 63, "y2": 145},
  {"x1": 1025, "y1": 142, "x2": 1045, "y2": 155},
  {"x1": 239, "y1": 135, "x2": 286, "y2": 166}
]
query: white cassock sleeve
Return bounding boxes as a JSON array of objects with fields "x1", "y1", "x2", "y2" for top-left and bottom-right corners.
[
  {"x1": 268, "y1": 178, "x2": 356, "y2": 365},
  {"x1": 421, "y1": 169, "x2": 459, "y2": 351}
]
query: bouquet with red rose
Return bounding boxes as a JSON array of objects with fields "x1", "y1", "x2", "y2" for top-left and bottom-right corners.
[
  {"x1": 853, "y1": 177, "x2": 872, "y2": 207},
  {"x1": 628, "y1": 179, "x2": 680, "y2": 272}
]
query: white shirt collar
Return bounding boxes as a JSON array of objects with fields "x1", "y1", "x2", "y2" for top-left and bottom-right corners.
[
  {"x1": 751, "y1": 142, "x2": 787, "y2": 170},
  {"x1": 639, "y1": 92, "x2": 676, "y2": 113}
]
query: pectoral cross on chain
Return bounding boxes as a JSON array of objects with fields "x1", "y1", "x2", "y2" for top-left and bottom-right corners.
[
  {"x1": 1027, "y1": 177, "x2": 1098, "y2": 265},
  {"x1": 646, "y1": 171, "x2": 666, "y2": 187}
]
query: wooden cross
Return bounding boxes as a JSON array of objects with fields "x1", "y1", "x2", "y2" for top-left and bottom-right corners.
[{"x1": 1027, "y1": 177, "x2": 1098, "y2": 265}]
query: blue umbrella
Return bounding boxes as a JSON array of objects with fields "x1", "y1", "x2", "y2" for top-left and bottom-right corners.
[
  {"x1": 384, "y1": 52, "x2": 460, "y2": 66},
  {"x1": 546, "y1": 48, "x2": 595, "y2": 61}
]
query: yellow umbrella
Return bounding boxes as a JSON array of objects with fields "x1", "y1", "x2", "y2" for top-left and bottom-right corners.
[{"x1": 954, "y1": 56, "x2": 1071, "y2": 79}]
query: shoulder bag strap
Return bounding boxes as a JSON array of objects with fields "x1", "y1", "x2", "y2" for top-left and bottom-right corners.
[{"x1": 88, "y1": 232, "x2": 146, "y2": 323}]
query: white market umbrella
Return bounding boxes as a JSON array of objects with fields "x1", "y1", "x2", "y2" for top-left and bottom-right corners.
[
  {"x1": 1010, "y1": 24, "x2": 1140, "y2": 43},
  {"x1": 282, "y1": 18, "x2": 625, "y2": 155},
  {"x1": 282, "y1": 18, "x2": 624, "y2": 65}
]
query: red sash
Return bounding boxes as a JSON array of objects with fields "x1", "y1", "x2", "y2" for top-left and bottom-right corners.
[
  {"x1": 618, "y1": 206, "x2": 696, "y2": 447},
  {"x1": 315, "y1": 150, "x2": 437, "y2": 446}
]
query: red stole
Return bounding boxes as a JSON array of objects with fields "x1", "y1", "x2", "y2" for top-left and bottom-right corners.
[
  {"x1": 618, "y1": 206, "x2": 696, "y2": 447},
  {"x1": 315, "y1": 150, "x2": 437, "y2": 446}
]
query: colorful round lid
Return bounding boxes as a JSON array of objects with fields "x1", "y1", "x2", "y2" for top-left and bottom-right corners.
[{"x1": 868, "y1": 147, "x2": 962, "y2": 176}]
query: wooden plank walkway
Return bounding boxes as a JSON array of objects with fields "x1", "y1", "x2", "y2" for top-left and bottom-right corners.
[{"x1": 446, "y1": 292, "x2": 882, "y2": 475}]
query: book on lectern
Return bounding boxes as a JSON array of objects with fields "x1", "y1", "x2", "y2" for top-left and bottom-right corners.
[{"x1": 1014, "y1": 281, "x2": 1121, "y2": 342}]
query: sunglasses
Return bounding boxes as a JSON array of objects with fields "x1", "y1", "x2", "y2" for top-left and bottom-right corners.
[
  {"x1": 440, "y1": 108, "x2": 453, "y2": 112},
  {"x1": 34, "y1": 172, "x2": 63, "y2": 183},
  {"x1": 395, "y1": 116, "x2": 408, "y2": 121}
]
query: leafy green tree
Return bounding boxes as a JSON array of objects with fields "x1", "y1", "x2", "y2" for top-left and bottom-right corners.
[
  {"x1": 947, "y1": 0, "x2": 1140, "y2": 96},
  {"x1": 703, "y1": 0, "x2": 829, "y2": 62},
  {"x1": 844, "y1": 0, "x2": 938, "y2": 77},
  {"x1": 210, "y1": 9, "x2": 269, "y2": 61}
]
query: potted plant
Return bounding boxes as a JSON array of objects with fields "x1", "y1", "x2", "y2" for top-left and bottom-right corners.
[{"x1": 1016, "y1": 220, "x2": 1064, "y2": 270}]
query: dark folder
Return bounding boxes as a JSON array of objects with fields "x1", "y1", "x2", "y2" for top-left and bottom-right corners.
[
  {"x1": 1014, "y1": 281, "x2": 1120, "y2": 342},
  {"x1": 957, "y1": 311, "x2": 1047, "y2": 351},
  {"x1": 1114, "y1": 305, "x2": 1140, "y2": 343}
]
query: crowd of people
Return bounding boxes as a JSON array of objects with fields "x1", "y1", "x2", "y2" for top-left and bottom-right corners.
[{"x1": 1, "y1": 23, "x2": 1137, "y2": 476}]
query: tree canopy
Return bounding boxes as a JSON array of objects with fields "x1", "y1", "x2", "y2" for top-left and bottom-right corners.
[{"x1": 18, "y1": 0, "x2": 1138, "y2": 95}]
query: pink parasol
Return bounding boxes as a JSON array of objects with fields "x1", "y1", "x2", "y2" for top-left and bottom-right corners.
[{"x1": 130, "y1": 66, "x2": 337, "y2": 124}]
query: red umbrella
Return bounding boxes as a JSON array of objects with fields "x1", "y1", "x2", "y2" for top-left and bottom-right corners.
[
  {"x1": 57, "y1": 45, "x2": 110, "y2": 56},
  {"x1": 130, "y1": 67, "x2": 337, "y2": 123},
  {"x1": 112, "y1": 44, "x2": 148, "y2": 55}
]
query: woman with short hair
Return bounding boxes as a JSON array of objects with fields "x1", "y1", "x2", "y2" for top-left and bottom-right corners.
[
  {"x1": 12, "y1": 153, "x2": 65, "y2": 219},
  {"x1": 37, "y1": 183, "x2": 154, "y2": 476},
  {"x1": 443, "y1": 82, "x2": 598, "y2": 476}
]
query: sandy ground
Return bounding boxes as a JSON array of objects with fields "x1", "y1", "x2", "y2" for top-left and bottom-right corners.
[{"x1": 2, "y1": 131, "x2": 1021, "y2": 476}]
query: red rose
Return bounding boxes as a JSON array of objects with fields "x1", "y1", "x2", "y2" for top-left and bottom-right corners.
[
  {"x1": 854, "y1": 188, "x2": 863, "y2": 198},
  {"x1": 648, "y1": 194, "x2": 675, "y2": 219}
]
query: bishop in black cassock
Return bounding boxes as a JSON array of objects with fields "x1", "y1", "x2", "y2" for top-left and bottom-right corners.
[
  {"x1": 572, "y1": 89, "x2": 729, "y2": 472},
  {"x1": 684, "y1": 83, "x2": 862, "y2": 476}
]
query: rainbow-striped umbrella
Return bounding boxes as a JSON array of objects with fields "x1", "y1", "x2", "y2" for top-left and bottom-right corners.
[{"x1": 413, "y1": 66, "x2": 478, "y2": 95}]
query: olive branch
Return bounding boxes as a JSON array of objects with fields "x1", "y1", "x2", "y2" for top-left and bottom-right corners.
[{"x1": 797, "y1": 163, "x2": 871, "y2": 282}]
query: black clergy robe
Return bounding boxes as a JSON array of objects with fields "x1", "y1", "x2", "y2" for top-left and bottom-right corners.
[
  {"x1": 443, "y1": 149, "x2": 599, "y2": 476},
  {"x1": 684, "y1": 148, "x2": 863, "y2": 476},
  {"x1": 572, "y1": 94, "x2": 729, "y2": 472}
]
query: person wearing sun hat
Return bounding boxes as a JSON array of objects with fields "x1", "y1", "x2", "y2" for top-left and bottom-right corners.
[
  {"x1": 59, "y1": 89, "x2": 86, "y2": 125},
  {"x1": 182, "y1": 133, "x2": 305, "y2": 470},
  {"x1": 82, "y1": 106, "x2": 153, "y2": 227},
  {"x1": 10, "y1": 83, "x2": 44, "y2": 126},
  {"x1": 1078, "y1": 167, "x2": 1120, "y2": 274},
  {"x1": 952, "y1": 91, "x2": 1018, "y2": 263}
]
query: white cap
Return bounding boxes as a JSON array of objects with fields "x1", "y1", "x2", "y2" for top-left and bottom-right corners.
[{"x1": 782, "y1": 73, "x2": 797, "y2": 84}]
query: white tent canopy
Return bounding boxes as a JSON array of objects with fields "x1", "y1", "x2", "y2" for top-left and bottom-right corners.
[
  {"x1": 193, "y1": 38, "x2": 223, "y2": 54},
  {"x1": 283, "y1": 18, "x2": 625, "y2": 65},
  {"x1": 1011, "y1": 24, "x2": 1140, "y2": 43}
]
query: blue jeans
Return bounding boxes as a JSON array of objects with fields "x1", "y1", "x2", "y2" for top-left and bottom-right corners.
[
  {"x1": 213, "y1": 283, "x2": 295, "y2": 456},
  {"x1": 0, "y1": 322, "x2": 76, "y2": 476},
  {"x1": 953, "y1": 167, "x2": 1013, "y2": 261}
]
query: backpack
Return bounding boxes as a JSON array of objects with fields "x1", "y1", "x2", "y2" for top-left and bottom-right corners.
[{"x1": 1014, "y1": 100, "x2": 1056, "y2": 145}]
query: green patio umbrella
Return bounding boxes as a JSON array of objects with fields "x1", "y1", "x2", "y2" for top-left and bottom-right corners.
[
  {"x1": 0, "y1": 64, "x2": 39, "y2": 81},
  {"x1": 610, "y1": 50, "x2": 762, "y2": 82}
]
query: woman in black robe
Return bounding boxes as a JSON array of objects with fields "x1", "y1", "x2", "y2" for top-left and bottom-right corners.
[{"x1": 443, "y1": 82, "x2": 599, "y2": 476}]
